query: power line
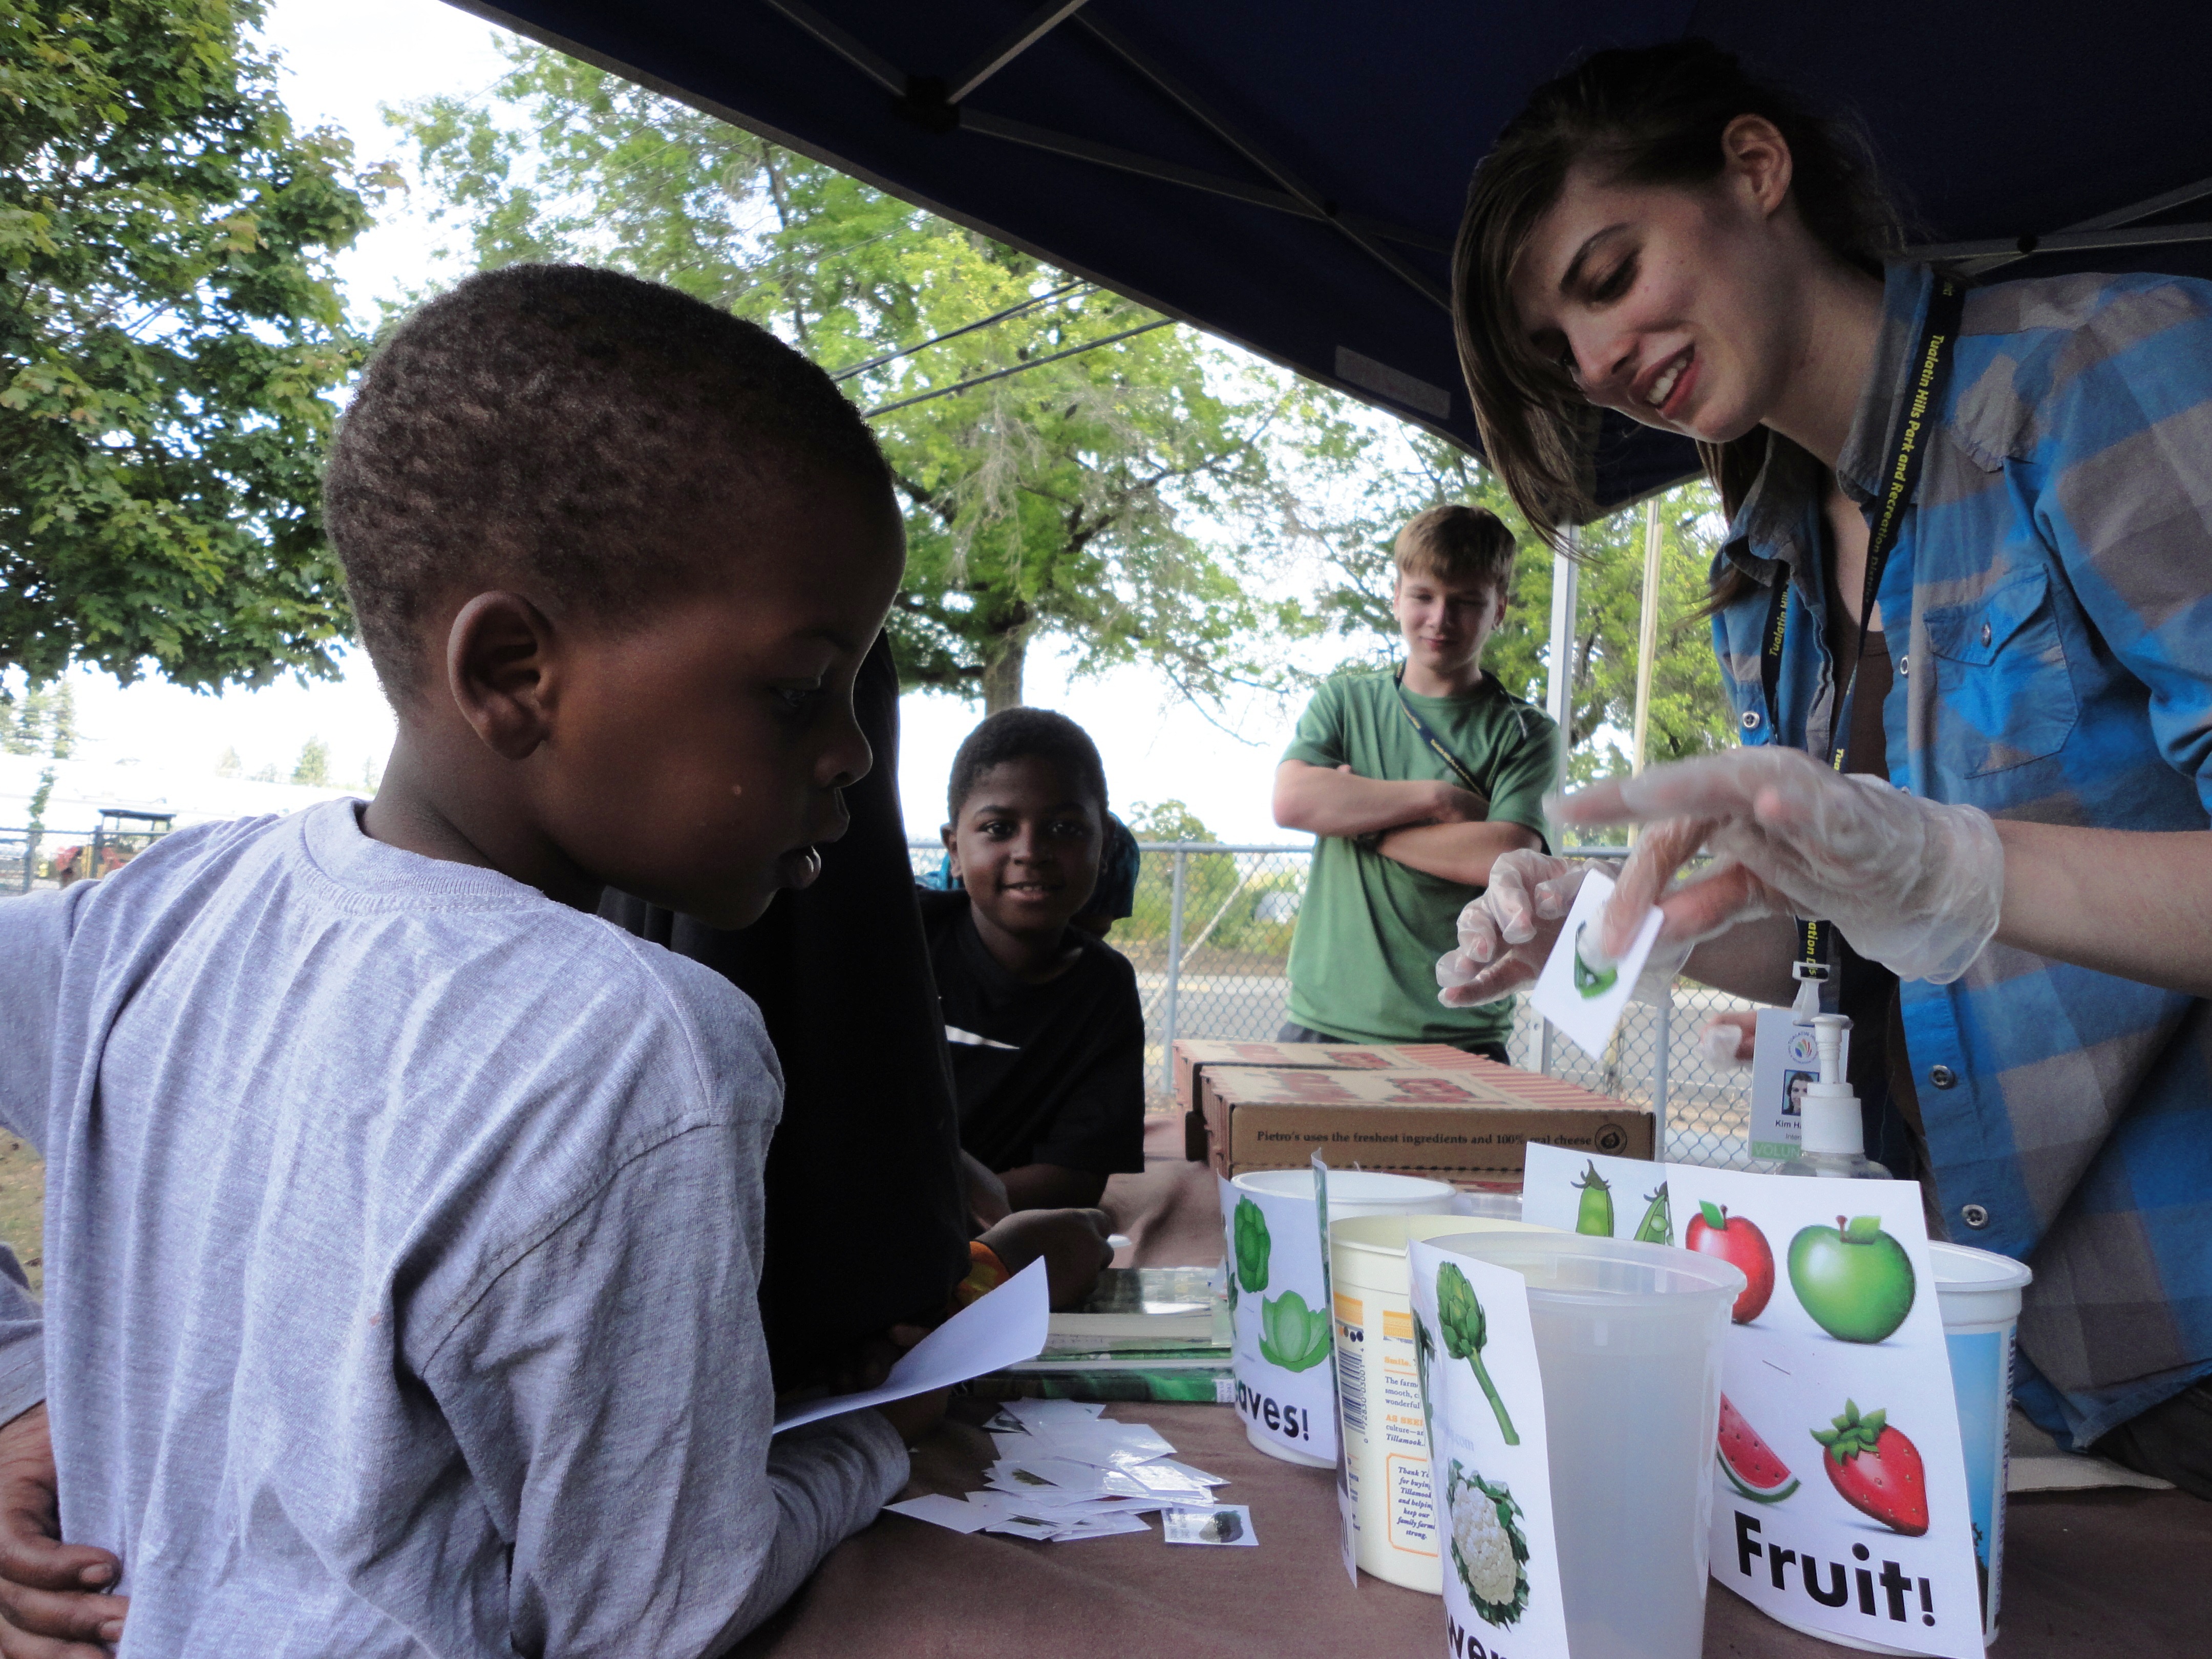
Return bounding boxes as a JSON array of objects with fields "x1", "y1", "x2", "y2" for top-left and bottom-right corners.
[
  {"x1": 862, "y1": 318, "x2": 1173, "y2": 418},
  {"x1": 827, "y1": 280, "x2": 1088, "y2": 381}
]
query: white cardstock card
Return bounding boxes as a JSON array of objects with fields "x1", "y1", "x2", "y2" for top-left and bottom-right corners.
[
  {"x1": 1221, "y1": 1174, "x2": 1338, "y2": 1463},
  {"x1": 1312, "y1": 1157, "x2": 1361, "y2": 1586},
  {"x1": 773, "y1": 1257, "x2": 1048, "y2": 1432},
  {"x1": 1750, "y1": 1009, "x2": 1850, "y2": 1163},
  {"x1": 1409, "y1": 1238, "x2": 1569, "y2": 1659},
  {"x1": 1522, "y1": 1144, "x2": 1983, "y2": 1659},
  {"x1": 1528, "y1": 870, "x2": 1665, "y2": 1060}
]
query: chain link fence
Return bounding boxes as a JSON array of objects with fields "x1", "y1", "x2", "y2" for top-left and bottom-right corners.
[
  {"x1": 910, "y1": 840, "x2": 1758, "y2": 1171},
  {"x1": 0, "y1": 818, "x2": 174, "y2": 897}
]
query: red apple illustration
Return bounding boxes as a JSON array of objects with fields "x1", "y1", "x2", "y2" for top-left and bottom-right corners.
[{"x1": 1686, "y1": 1201, "x2": 1774, "y2": 1323}]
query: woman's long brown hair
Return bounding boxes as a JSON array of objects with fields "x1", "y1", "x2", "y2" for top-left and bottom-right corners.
[{"x1": 1450, "y1": 40, "x2": 1906, "y2": 611}]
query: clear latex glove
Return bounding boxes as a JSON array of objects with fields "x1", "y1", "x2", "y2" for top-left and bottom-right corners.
[
  {"x1": 1555, "y1": 747, "x2": 2003, "y2": 985},
  {"x1": 1435, "y1": 848, "x2": 1689, "y2": 1009},
  {"x1": 1697, "y1": 1012, "x2": 1757, "y2": 1069}
]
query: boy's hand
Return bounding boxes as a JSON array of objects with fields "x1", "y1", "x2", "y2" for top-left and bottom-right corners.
[
  {"x1": 976, "y1": 1209, "x2": 1114, "y2": 1310},
  {"x1": 959, "y1": 1150, "x2": 1011, "y2": 1229},
  {"x1": 1423, "y1": 779, "x2": 1491, "y2": 824},
  {"x1": 0, "y1": 1406, "x2": 127, "y2": 1657}
]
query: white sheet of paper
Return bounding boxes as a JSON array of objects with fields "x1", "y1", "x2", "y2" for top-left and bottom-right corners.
[
  {"x1": 772, "y1": 1257, "x2": 1049, "y2": 1432},
  {"x1": 886, "y1": 1494, "x2": 996, "y2": 1534},
  {"x1": 1528, "y1": 869, "x2": 1664, "y2": 1059}
]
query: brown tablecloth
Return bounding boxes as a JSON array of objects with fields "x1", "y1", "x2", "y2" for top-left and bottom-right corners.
[{"x1": 741, "y1": 1118, "x2": 2210, "y2": 1657}]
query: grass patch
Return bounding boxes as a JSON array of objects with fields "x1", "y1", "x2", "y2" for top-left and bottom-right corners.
[{"x1": 0, "y1": 1137, "x2": 43, "y2": 1294}]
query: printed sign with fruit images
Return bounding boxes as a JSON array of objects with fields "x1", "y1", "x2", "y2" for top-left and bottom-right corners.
[
  {"x1": 1409, "y1": 1239, "x2": 1571, "y2": 1659},
  {"x1": 1522, "y1": 1146, "x2": 1981, "y2": 1659}
]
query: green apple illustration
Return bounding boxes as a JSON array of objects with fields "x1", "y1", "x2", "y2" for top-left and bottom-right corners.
[{"x1": 1788, "y1": 1215, "x2": 1917, "y2": 1343}]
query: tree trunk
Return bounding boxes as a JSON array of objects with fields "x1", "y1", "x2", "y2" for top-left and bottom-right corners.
[{"x1": 981, "y1": 633, "x2": 1028, "y2": 713}]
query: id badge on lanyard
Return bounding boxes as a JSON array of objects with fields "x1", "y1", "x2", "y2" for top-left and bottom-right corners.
[{"x1": 1758, "y1": 275, "x2": 1966, "y2": 987}]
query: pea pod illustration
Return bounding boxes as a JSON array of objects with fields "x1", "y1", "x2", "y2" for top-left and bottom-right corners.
[
  {"x1": 1633, "y1": 1181, "x2": 1673, "y2": 1245},
  {"x1": 1573, "y1": 1160, "x2": 1614, "y2": 1237}
]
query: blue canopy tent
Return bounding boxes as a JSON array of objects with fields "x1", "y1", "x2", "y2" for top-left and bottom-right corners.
[{"x1": 448, "y1": 0, "x2": 2212, "y2": 513}]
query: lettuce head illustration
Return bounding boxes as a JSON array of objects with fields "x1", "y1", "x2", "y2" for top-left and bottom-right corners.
[
  {"x1": 1233, "y1": 1195, "x2": 1271, "y2": 1294},
  {"x1": 1258, "y1": 1289, "x2": 1332, "y2": 1372}
]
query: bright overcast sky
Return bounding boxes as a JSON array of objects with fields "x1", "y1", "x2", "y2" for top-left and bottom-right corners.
[{"x1": 46, "y1": 0, "x2": 1331, "y2": 844}]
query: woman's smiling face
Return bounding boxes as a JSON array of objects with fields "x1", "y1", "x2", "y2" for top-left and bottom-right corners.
[{"x1": 1508, "y1": 117, "x2": 1814, "y2": 448}]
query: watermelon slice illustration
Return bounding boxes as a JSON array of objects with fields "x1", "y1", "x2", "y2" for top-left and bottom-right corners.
[{"x1": 1718, "y1": 1394, "x2": 1800, "y2": 1503}]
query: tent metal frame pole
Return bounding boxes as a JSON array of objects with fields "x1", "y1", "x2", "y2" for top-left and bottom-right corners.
[
  {"x1": 1072, "y1": 13, "x2": 1450, "y2": 310},
  {"x1": 1545, "y1": 524, "x2": 1579, "y2": 792},
  {"x1": 1631, "y1": 498, "x2": 1663, "y2": 781},
  {"x1": 757, "y1": 0, "x2": 903, "y2": 94},
  {"x1": 1908, "y1": 173, "x2": 2212, "y2": 271},
  {"x1": 1909, "y1": 220, "x2": 2212, "y2": 265},
  {"x1": 949, "y1": 0, "x2": 1091, "y2": 104},
  {"x1": 958, "y1": 112, "x2": 1443, "y2": 248}
]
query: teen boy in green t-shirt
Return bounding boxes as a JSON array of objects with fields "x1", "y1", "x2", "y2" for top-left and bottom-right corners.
[{"x1": 1272, "y1": 505, "x2": 1557, "y2": 1057}]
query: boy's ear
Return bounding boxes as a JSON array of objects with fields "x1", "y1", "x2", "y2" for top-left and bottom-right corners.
[
  {"x1": 446, "y1": 591, "x2": 557, "y2": 762},
  {"x1": 939, "y1": 821, "x2": 960, "y2": 878}
]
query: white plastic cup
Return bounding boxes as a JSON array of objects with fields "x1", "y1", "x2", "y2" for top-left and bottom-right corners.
[
  {"x1": 1329, "y1": 1214, "x2": 1551, "y2": 1591},
  {"x1": 1451, "y1": 1188, "x2": 1526, "y2": 1221},
  {"x1": 1781, "y1": 1242, "x2": 2034, "y2": 1655},
  {"x1": 1226, "y1": 1169, "x2": 1457, "y2": 1467},
  {"x1": 1437, "y1": 1231, "x2": 1743, "y2": 1659}
]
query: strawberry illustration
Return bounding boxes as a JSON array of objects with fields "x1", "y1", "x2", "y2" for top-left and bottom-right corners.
[{"x1": 1813, "y1": 1399, "x2": 1927, "y2": 1536}]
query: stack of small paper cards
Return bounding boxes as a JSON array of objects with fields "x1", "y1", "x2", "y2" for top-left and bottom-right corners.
[{"x1": 886, "y1": 1398, "x2": 1253, "y2": 1546}]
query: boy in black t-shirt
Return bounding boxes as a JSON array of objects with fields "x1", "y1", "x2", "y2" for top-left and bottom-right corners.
[{"x1": 921, "y1": 709, "x2": 1147, "y2": 1210}]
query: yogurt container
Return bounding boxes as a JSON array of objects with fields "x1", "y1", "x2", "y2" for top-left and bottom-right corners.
[
  {"x1": 1222, "y1": 1169, "x2": 1457, "y2": 1467},
  {"x1": 1328, "y1": 1213, "x2": 1549, "y2": 1590}
]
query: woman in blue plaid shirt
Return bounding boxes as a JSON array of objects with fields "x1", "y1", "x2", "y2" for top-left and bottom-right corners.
[{"x1": 1440, "y1": 40, "x2": 2212, "y2": 1496}]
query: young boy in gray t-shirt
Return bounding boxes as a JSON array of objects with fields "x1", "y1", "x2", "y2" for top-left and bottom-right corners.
[{"x1": 0, "y1": 267, "x2": 922, "y2": 1656}]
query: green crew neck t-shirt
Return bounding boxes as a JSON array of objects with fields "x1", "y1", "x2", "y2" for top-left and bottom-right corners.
[{"x1": 1281, "y1": 670, "x2": 1557, "y2": 1046}]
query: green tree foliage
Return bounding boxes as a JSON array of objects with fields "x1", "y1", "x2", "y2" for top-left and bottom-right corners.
[
  {"x1": 0, "y1": 677, "x2": 73, "y2": 756},
  {"x1": 289, "y1": 734, "x2": 329, "y2": 786},
  {"x1": 1124, "y1": 798, "x2": 1217, "y2": 844},
  {"x1": 0, "y1": 0, "x2": 380, "y2": 691},
  {"x1": 1294, "y1": 426, "x2": 1733, "y2": 790},
  {"x1": 389, "y1": 43, "x2": 1337, "y2": 711}
]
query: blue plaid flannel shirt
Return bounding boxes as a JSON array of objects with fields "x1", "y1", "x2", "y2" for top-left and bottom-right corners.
[{"x1": 1709, "y1": 263, "x2": 2212, "y2": 1446}]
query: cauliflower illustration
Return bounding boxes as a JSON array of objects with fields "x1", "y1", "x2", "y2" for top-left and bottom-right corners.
[{"x1": 1446, "y1": 1462, "x2": 1530, "y2": 1627}]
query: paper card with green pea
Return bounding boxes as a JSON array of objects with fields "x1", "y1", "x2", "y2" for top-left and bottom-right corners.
[
  {"x1": 1527, "y1": 870, "x2": 1665, "y2": 1060},
  {"x1": 1522, "y1": 1144, "x2": 1984, "y2": 1658},
  {"x1": 1409, "y1": 1237, "x2": 1569, "y2": 1658}
]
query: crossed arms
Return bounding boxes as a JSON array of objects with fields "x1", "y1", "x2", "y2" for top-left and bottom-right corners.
[{"x1": 1272, "y1": 760, "x2": 1541, "y2": 888}]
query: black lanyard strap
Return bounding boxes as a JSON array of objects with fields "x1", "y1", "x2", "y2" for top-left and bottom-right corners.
[
  {"x1": 1755, "y1": 274, "x2": 1968, "y2": 981},
  {"x1": 1391, "y1": 664, "x2": 1486, "y2": 796}
]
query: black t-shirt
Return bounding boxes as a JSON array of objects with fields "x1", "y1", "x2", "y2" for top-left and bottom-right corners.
[{"x1": 918, "y1": 889, "x2": 1148, "y2": 1175}]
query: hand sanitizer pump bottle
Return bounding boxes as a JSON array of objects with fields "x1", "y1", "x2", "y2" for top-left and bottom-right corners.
[{"x1": 1777, "y1": 1014, "x2": 1892, "y2": 1180}]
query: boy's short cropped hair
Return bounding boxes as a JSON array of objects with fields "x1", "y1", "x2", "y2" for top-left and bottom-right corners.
[
  {"x1": 325, "y1": 263, "x2": 893, "y2": 694},
  {"x1": 1391, "y1": 503, "x2": 1519, "y2": 596},
  {"x1": 946, "y1": 708, "x2": 1109, "y2": 822}
]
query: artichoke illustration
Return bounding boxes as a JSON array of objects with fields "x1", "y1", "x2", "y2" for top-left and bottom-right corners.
[
  {"x1": 1447, "y1": 1461, "x2": 1531, "y2": 1627},
  {"x1": 1233, "y1": 1196, "x2": 1271, "y2": 1295},
  {"x1": 1437, "y1": 1262, "x2": 1520, "y2": 1445},
  {"x1": 1258, "y1": 1290, "x2": 1333, "y2": 1372}
]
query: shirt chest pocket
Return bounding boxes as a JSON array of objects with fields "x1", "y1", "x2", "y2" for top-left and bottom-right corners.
[{"x1": 1922, "y1": 567, "x2": 2079, "y2": 776}]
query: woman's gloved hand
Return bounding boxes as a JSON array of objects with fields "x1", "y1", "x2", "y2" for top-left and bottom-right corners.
[
  {"x1": 1435, "y1": 848, "x2": 1692, "y2": 1008},
  {"x1": 1556, "y1": 747, "x2": 2003, "y2": 985}
]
